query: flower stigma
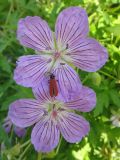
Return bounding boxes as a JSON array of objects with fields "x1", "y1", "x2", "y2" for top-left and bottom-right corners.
[{"x1": 44, "y1": 99, "x2": 64, "y2": 119}]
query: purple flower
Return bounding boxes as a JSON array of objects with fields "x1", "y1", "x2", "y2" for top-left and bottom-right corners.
[
  {"x1": 8, "y1": 83, "x2": 96, "y2": 153},
  {"x1": 3, "y1": 116, "x2": 26, "y2": 137},
  {"x1": 14, "y1": 7, "x2": 108, "y2": 89}
]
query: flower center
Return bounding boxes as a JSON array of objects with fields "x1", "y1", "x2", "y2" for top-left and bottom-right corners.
[
  {"x1": 52, "y1": 110, "x2": 57, "y2": 118},
  {"x1": 45, "y1": 100, "x2": 64, "y2": 117},
  {"x1": 54, "y1": 52, "x2": 61, "y2": 60}
]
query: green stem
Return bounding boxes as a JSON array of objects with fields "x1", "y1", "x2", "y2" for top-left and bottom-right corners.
[
  {"x1": 99, "y1": 70, "x2": 117, "y2": 80},
  {"x1": 5, "y1": 1, "x2": 13, "y2": 25},
  {"x1": 82, "y1": 74, "x2": 90, "y2": 84},
  {"x1": 56, "y1": 136, "x2": 62, "y2": 155},
  {"x1": 37, "y1": 152, "x2": 42, "y2": 160},
  {"x1": 18, "y1": 143, "x2": 31, "y2": 160},
  {"x1": 10, "y1": 126, "x2": 14, "y2": 142},
  {"x1": 48, "y1": 59, "x2": 56, "y2": 73},
  {"x1": 53, "y1": 32, "x2": 58, "y2": 51},
  {"x1": 20, "y1": 139, "x2": 31, "y2": 148}
]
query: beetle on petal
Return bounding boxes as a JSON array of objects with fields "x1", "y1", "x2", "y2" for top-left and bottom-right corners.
[{"x1": 49, "y1": 73, "x2": 58, "y2": 97}]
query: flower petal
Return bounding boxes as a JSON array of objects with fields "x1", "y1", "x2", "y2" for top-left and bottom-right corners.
[
  {"x1": 14, "y1": 55, "x2": 52, "y2": 87},
  {"x1": 8, "y1": 99, "x2": 44, "y2": 128},
  {"x1": 14, "y1": 127, "x2": 26, "y2": 137},
  {"x1": 55, "y1": 7, "x2": 89, "y2": 48},
  {"x1": 32, "y1": 78, "x2": 51, "y2": 102},
  {"x1": 58, "y1": 111, "x2": 90, "y2": 143},
  {"x1": 3, "y1": 117, "x2": 12, "y2": 133},
  {"x1": 31, "y1": 116, "x2": 60, "y2": 152},
  {"x1": 65, "y1": 86, "x2": 96, "y2": 112},
  {"x1": 67, "y1": 38, "x2": 108, "y2": 72},
  {"x1": 17, "y1": 16, "x2": 54, "y2": 51},
  {"x1": 54, "y1": 64, "x2": 82, "y2": 101},
  {"x1": 33, "y1": 77, "x2": 67, "y2": 103}
]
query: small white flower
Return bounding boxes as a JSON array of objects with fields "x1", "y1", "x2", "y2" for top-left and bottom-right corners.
[{"x1": 110, "y1": 115, "x2": 120, "y2": 127}]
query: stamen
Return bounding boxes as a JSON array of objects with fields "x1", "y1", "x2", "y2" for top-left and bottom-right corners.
[
  {"x1": 60, "y1": 63, "x2": 65, "y2": 65},
  {"x1": 66, "y1": 43, "x2": 69, "y2": 49},
  {"x1": 46, "y1": 47, "x2": 51, "y2": 50}
]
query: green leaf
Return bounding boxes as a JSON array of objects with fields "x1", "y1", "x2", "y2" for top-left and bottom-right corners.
[
  {"x1": 107, "y1": 24, "x2": 120, "y2": 36},
  {"x1": 0, "y1": 124, "x2": 9, "y2": 143},
  {"x1": 109, "y1": 89, "x2": 120, "y2": 107},
  {"x1": 44, "y1": 150, "x2": 56, "y2": 159},
  {"x1": 4, "y1": 144, "x2": 20, "y2": 158},
  {"x1": 1, "y1": 87, "x2": 33, "y2": 111},
  {"x1": 0, "y1": 54, "x2": 11, "y2": 73},
  {"x1": 94, "y1": 91, "x2": 109, "y2": 117}
]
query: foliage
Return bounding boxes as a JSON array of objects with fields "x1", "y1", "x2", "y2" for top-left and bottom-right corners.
[{"x1": 0, "y1": 0, "x2": 120, "y2": 159}]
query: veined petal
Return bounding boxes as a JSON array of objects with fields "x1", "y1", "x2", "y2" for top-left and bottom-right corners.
[
  {"x1": 54, "y1": 64, "x2": 82, "y2": 101},
  {"x1": 65, "y1": 86, "x2": 96, "y2": 112},
  {"x1": 14, "y1": 55, "x2": 52, "y2": 87},
  {"x1": 33, "y1": 77, "x2": 66, "y2": 103},
  {"x1": 17, "y1": 16, "x2": 54, "y2": 51},
  {"x1": 32, "y1": 78, "x2": 51, "y2": 102},
  {"x1": 55, "y1": 7, "x2": 89, "y2": 48},
  {"x1": 58, "y1": 111, "x2": 90, "y2": 143},
  {"x1": 8, "y1": 99, "x2": 44, "y2": 128},
  {"x1": 67, "y1": 38, "x2": 108, "y2": 72},
  {"x1": 31, "y1": 116, "x2": 60, "y2": 152}
]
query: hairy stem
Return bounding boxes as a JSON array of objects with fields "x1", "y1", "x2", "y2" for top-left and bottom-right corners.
[
  {"x1": 56, "y1": 136, "x2": 62, "y2": 155},
  {"x1": 20, "y1": 139, "x2": 31, "y2": 148},
  {"x1": 99, "y1": 70, "x2": 117, "y2": 80},
  {"x1": 18, "y1": 143, "x2": 31, "y2": 160}
]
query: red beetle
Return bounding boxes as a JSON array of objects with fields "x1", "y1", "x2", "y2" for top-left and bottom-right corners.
[{"x1": 49, "y1": 73, "x2": 58, "y2": 97}]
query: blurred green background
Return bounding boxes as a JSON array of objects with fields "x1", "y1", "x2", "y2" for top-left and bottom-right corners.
[{"x1": 0, "y1": 0, "x2": 120, "y2": 159}]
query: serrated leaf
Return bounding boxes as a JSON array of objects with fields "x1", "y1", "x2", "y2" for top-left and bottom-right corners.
[
  {"x1": 0, "y1": 54, "x2": 11, "y2": 73},
  {"x1": 4, "y1": 144, "x2": 20, "y2": 157},
  {"x1": 0, "y1": 80, "x2": 12, "y2": 98},
  {"x1": 107, "y1": 24, "x2": 120, "y2": 36},
  {"x1": 107, "y1": 127, "x2": 120, "y2": 144},
  {"x1": 94, "y1": 91, "x2": 109, "y2": 117},
  {"x1": 109, "y1": 89, "x2": 120, "y2": 107}
]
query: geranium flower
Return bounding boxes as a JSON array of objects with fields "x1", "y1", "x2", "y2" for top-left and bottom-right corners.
[
  {"x1": 3, "y1": 116, "x2": 26, "y2": 137},
  {"x1": 8, "y1": 82, "x2": 96, "y2": 152},
  {"x1": 14, "y1": 7, "x2": 108, "y2": 90}
]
